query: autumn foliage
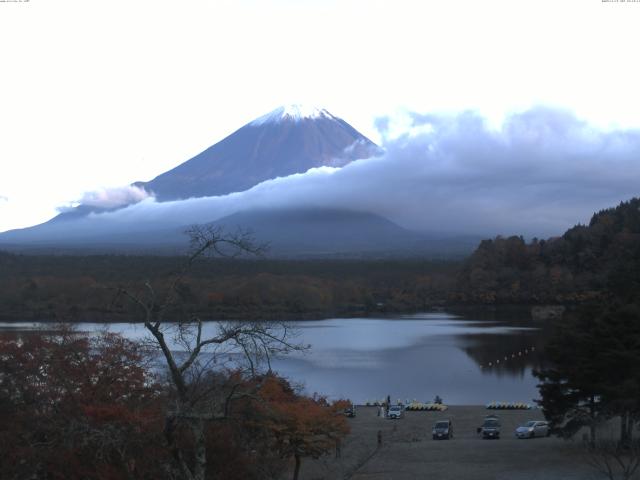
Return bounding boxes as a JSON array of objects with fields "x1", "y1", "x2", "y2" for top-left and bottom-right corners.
[
  {"x1": 0, "y1": 329, "x2": 350, "y2": 480},
  {"x1": 0, "y1": 328, "x2": 166, "y2": 479},
  {"x1": 254, "y1": 375, "x2": 350, "y2": 479}
]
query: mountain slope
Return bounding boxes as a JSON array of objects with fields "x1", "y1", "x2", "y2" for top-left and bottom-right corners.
[
  {"x1": 0, "y1": 206, "x2": 479, "y2": 258},
  {"x1": 213, "y1": 208, "x2": 423, "y2": 255},
  {"x1": 23, "y1": 104, "x2": 380, "y2": 227},
  {"x1": 135, "y1": 105, "x2": 381, "y2": 201},
  {"x1": 213, "y1": 208, "x2": 480, "y2": 258}
]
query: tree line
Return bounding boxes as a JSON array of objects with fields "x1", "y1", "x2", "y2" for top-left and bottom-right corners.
[
  {"x1": 455, "y1": 198, "x2": 640, "y2": 306},
  {"x1": 4, "y1": 199, "x2": 640, "y2": 323},
  {"x1": 0, "y1": 253, "x2": 457, "y2": 322}
]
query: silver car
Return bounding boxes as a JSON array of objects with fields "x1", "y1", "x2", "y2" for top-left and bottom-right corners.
[{"x1": 515, "y1": 420, "x2": 550, "y2": 438}]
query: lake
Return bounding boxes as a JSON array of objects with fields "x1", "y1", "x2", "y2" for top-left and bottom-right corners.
[{"x1": 0, "y1": 310, "x2": 550, "y2": 405}]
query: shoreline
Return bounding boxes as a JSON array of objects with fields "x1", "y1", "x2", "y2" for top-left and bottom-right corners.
[{"x1": 0, "y1": 303, "x2": 556, "y2": 324}]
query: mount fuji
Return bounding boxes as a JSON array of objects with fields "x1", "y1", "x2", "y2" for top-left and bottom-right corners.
[
  {"x1": 134, "y1": 104, "x2": 381, "y2": 201},
  {"x1": 0, "y1": 105, "x2": 479, "y2": 257}
]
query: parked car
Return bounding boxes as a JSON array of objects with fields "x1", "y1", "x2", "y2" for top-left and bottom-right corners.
[
  {"x1": 387, "y1": 405, "x2": 403, "y2": 419},
  {"x1": 344, "y1": 405, "x2": 356, "y2": 418},
  {"x1": 515, "y1": 420, "x2": 550, "y2": 438},
  {"x1": 432, "y1": 419, "x2": 453, "y2": 439},
  {"x1": 479, "y1": 415, "x2": 501, "y2": 439}
]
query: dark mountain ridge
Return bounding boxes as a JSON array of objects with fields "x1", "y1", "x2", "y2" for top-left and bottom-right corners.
[
  {"x1": 0, "y1": 207, "x2": 480, "y2": 259},
  {"x1": 212, "y1": 208, "x2": 479, "y2": 258}
]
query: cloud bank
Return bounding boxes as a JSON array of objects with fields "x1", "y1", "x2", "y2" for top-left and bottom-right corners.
[
  {"x1": 15, "y1": 107, "x2": 640, "y2": 241},
  {"x1": 79, "y1": 185, "x2": 152, "y2": 209}
]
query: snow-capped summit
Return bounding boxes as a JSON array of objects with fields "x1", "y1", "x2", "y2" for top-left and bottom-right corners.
[
  {"x1": 250, "y1": 104, "x2": 335, "y2": 126},
  {"x1": 131, "y1": 104, "x2": 381, "y2": 201}
]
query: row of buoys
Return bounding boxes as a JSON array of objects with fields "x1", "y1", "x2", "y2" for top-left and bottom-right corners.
[
  {"x1": 363, "y1": 400, "x2": 448, "y2": 411},
  {"x1": 486, "y1": 402, "x2": 532, "y2": 410},
  {"x1": 365, "y1": 400, "x2": 391, "y2": 407},
  {"x1": 480, "y1": 346, "x2": 536, "y2": 369},
  {"x1": 365, "y1": 398, "x2": 415, "y2": 407},
  {"x1": 405, "y1": 403, "x2": 448, "y2": 411}
]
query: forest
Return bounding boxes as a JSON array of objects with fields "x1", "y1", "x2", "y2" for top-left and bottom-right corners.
[
  {"x1": 1, "y1": 198, "x2": 639, "y2": 322},
  {"x1": 0, "y1": 254, "x2": 458, "y2": 322},
  {"x1": 455, "y1": 197, "x2": 640, "y2": 307}
]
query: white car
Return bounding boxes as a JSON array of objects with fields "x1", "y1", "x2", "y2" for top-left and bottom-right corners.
[
  {"x1": 387, "y1": 405, "x2": 404, "y2": 419},
  {"x1": 515, "y1": 420, "x2": 550, "y2": 438}
]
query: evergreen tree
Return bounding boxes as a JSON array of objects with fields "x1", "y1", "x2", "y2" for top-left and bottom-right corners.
[
  {"x1": 535, "y1": 304, "x2": 640, "y2": 445},
  {"x1": 534, "y1": 306, "x2": 608, "y2": 444}
]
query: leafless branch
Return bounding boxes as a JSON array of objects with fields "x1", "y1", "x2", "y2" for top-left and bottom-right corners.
[
  {"x1": 112, "y1": 225, "x2": 304, "y2": 480},
  {"x1": 584, "y1": 439, "x2": 640, "y2": 480}
]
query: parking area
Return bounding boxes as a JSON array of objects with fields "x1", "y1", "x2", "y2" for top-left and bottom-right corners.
[{"x1": 297, "y1": 406, "x2": 602, "y2": 480}]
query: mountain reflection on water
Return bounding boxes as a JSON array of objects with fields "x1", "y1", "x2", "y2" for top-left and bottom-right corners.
[
  {"x1": 269, "y1": 310, "x2": 550, "y2": 405},
  {"x1": 0, "y1": 310, "x2": 551, "y2": 405}
]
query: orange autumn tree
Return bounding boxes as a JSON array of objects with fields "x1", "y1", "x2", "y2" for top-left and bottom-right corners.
[{"x1": 256, "y1": 375, "x2": 350, "y2": 480}]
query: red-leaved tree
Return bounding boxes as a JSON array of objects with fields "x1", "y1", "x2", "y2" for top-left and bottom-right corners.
[
  {"x1": 254, "y1": 375, "x2": 350, "y2": 480},
  {"x1": 0, "y1": 327, "x2": 165, "y2": 479}
]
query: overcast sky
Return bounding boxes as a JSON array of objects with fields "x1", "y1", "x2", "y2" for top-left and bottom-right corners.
[{"x1": 1, "y1": 0, "x2": 639, "y2": 233}]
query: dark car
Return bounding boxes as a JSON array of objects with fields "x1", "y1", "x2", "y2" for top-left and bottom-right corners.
[
  {"x1": 479, "y1": 415, "x2": 501, "y2": 439},
  {"x1": 344, "y1": 405, "x2": 356, "y2": 418},
  {"x1": 432, "y1": 419, "x2": 453, "y2": 440}
]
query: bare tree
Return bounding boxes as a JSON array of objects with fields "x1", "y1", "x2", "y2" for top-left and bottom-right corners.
[
  {"x1": 584, "y1": 439, "x2": 640, "y2": 480},
  {"x1": 116, "y1": 225, "x2": 305, "y2": 480}
]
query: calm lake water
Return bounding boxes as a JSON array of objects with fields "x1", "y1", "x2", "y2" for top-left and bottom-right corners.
[{"x1": 0, "y1": 311, "x2": 549, "y2": 405}]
